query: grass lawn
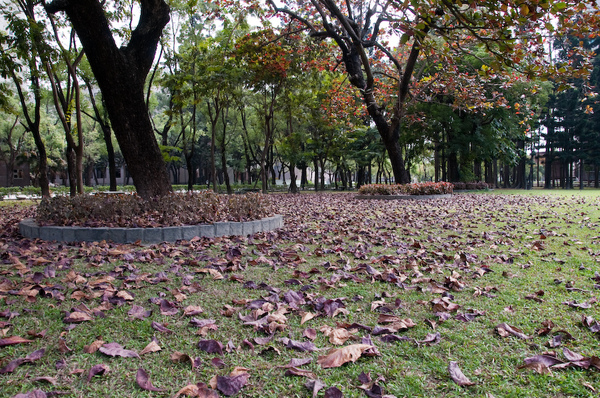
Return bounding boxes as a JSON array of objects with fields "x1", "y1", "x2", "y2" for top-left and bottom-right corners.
[{"x1": 1, "y1": 190, "x2": 600, "y2": 397}]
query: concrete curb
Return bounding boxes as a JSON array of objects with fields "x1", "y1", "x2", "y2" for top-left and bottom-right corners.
[
  {"x1": 19, "y1": 214, "x2": 283, "y2": 244},
  {"x1": 355, "y1": 194, "x2": 453, "y2": 200}
]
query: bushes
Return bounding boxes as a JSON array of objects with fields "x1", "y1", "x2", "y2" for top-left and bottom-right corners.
[
  {"x1": 36, "y1": 191, "x2": 273, "y2": 227},
  {"x1": 358, "y1": 182, "x2": 453, "y2": 195},
  {"x1": 451, "y1": 181, "x2": 489, "y2": 191},
  {"x1": 357, "y1": 184, "x2": 402, "y2": 195}
]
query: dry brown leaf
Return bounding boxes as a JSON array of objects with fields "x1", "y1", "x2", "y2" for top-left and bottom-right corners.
[
  {"x1": 319, "y1": 325, "x2": 352, "y2": 345},
  {"x1": 317, "y1": 344, "x2": 375, "y2": 368},
  {"x1": 84, "y1": 339, "x2": 104, "y2": 354},
  {"x1": 140, "y1": 340, "x2": 161, "y2": 355},
  {"x1": 63, "y1": 311, "x2": 92, "y2": 323},
  {"x1": 448, "y1": 361, "x2": 475, "y2": 386},
  {"x1": 300, "y1": 311, "x2": 317, "y2": 325},
  {"x1": 183, "y1": 305, "x2": 204, "y2": 316}
]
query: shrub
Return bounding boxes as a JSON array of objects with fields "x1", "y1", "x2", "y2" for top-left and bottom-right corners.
[
  {"x1": 36, "y1": 191, "x2": 273, "y2": 227},
  {"x1": 358, "y1": 182, "x2": 453, "y2": 195},
  {"x1": 358, "y1": 184, "x2": 402, "y2": 195},
  {"x1": 451, "y1": 181, "x2": 489, "y2": 191}
]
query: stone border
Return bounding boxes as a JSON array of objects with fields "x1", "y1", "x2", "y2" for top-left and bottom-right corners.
[
  {"x1": 19, "y1": 215, "x2": 283, "y2": 244},
  {"x1": 355, "y1": 194, "x2": 453, "y2": 200}
]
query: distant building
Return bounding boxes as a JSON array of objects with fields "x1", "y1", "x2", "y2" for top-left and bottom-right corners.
[{"x1": 0, "y1": 162, "x2": 31, "y2": 187}]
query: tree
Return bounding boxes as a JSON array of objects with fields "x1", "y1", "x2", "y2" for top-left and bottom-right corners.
[
  {"x1": 0, "y1": 0, "x2": 51, "y2": 196},
  {"x1": 45, "y1": 0, "x2": 172, "y2": 199},
  {"x1": 235, "y1": 29, "x2": 291, "y2": 193},
  {"x1": 0, "y1": 113, "x2": 26, "y2": 187},
  {"x1": 268, "y1": 0, "x2": 599, "y2": 185}
]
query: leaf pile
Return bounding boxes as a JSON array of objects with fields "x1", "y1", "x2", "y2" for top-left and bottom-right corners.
[{"x1": 1, "y1": 192, "x2": 600, "y2": 396}]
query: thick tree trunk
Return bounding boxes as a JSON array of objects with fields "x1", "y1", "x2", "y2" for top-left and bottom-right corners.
[{"x1": 46, "y1": 0, "x2": 172, "y2": 200}]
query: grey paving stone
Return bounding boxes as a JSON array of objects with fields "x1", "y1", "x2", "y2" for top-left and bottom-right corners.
[
  {"x1": 242, "y1": 221, "x2": 254, "y2": 236},
  {"x1": 263, "y1": 216, "x2": 275, "y2": 231},
  {"x1": 19, "y1": 219, "x2": 32, "y2": 237},
  {"x1": 181, "y1": 225, "x2": 200, "y2": 240},
  {"x1": 107, "y1": 228, "x2": 128, "y2": 243},
  {"x1": 229, "y1": 222, "x2": 243, "y2": 236},
  {"x1": 20, "y1": 219, "x2": 40, "y2": 239},
  {"x1": 75, "y1": 228, "x2": 97, "y2": 242},
  {"x1": 22, "y1": 215, "x2": 284, "y2": 244},
  {"x1": 198, "y1": 224, "x2": 216, "y2": 238},
  {"x1": 251, "y1": 219, "x2": 263, "y2": 233},
  {"x1": 214, "y1": 222, "x2": 230, "y2": 237},
  {"x1": 126, "y1": 228, "x2": 144, "y2": 244},
  {"x1": 163, "y1": 226, "x2": 182, "y2": 242},
  {"x1": 144, "y1": 228, "x2": 163, "y2": 243},
  {"x1": 39, "y1": 226, "x2": 63, "y2": 242},
  {"x1": 62, "y1": 227, "x2": 81, "y2": 243}
]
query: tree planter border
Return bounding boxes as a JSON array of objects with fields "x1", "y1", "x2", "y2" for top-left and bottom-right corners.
[
  {"x1": 19, "y1": 215, "x2": 283, "y2": 244},
  {"x1": 355, "y1": 194, "x2": 453, "y2": 201}
]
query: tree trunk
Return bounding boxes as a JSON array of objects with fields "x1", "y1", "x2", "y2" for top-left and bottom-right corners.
[
  {"x1": 46, "y1": 0, "x2": 172, "y2": 200},
  {"x1": 580, "y1": 160, "x2": 584, "y2": 190},
  {"x1": 220, "y1": 109, "x2": 232, "y2": 195},
  {"x1": 545, "y1": 152, "x2": 553, "y2": 189},
  {"x1": 289, "y1": 162, "x2": 298, "y2": 193},
  {"x1": 12, "y1": 68, "x2": 50, "y2": 197},
  {"x1": 313, "y1": 159, "x2": 319, "y2": 191},
  {"x1": 66, "y1": 146, "x2": 77, "y2": 196}
]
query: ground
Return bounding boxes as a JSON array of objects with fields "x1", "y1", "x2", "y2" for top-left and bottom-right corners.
[{"x1": 1, "y1": 190, "x2": 600, "y2": 397}]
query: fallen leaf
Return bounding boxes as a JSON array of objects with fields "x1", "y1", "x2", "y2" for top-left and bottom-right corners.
[
  {"x1": 87, "y1": 364, "x2": 109, "y2": 382},
  {"x1": 183, "y1": 305, "x2": 204, "y2": 316},
  {"x1": 518, "y1": 361, "x2": 552, "y2": 375},
  {"x1": 12, "y1": 390, "x2": 47, "y2": 398},
  {"x1": 300, "y1": 311, "x2": 317, "y2": 325},
  {"x1": 198, "y1": 339, "x2": 223, "y2": 355},
  {"x1": 159, "y1": 299, "x2": 179, "y2": 316},
  {"x1": 280, "y1": 337, "x2": 318, "y2": 352},
  {"x1": 305, "y1": 379, "x2": 326, "y2": 398},
  {"x1": 99, "y1": 342, "x2": 140, "y2": 358},
  {"x1": 136, "y1": 367, "x2": 165, "y2": 392},
  {"x1": 418, "y1": 332, "x2": 441, "y2": 346},
  {"x1": 303, "y1": 328, "x2": 317, "y2": 340},
  {"x1": 324, "y1": 386, "x2": 344, "y2": 398},
  {"x1": 448, "y1": 361, "x2": 475, "y2": 386},
  {"x1": 284, "y1": 366, "x2": 317, "y2": 378},
  {"x1": 496, "y1": 323, "x2": 530, "y2": 339},
  {"x1": 31, "y1": 376, "x2": 57, "y2": 385},
  {"x1": 174, "y1": 383, "x2": 220, "y2": 398},
  {"x1": 320, "y1": 325, "x2": 352, "y2": 345},
  {"x1": 0, "y1": 335, "x2": 34, "y2": 347},
  {"x1": 84, "y1": 339, "x2": 105, "y2": 354},
  {"x1": 317, "y1": 344, "x2": 376, "y2": 368},
  {"x1": 140, "y1": 340, "x2": 161, "y2": 355},
  {"x1": 216, "y1": 369, "x2": 250, "y2": 396},
  {"x1": 151, "y1": 321, "x2": 173, "y2": 334},
  {"x1": 0, "y1": 348, "x2": 45, "y2": 374},
  {"x1": 63, "y1": 311, "x2": 92, "y2": 323},
  {"x1": 128, "y1": 305, "x2": 151, "y2": 320}
]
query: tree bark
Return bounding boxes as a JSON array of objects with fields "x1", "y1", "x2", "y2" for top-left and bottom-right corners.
[{"x1": 45, "y1": 0, "x2": 172, "y2": 199}]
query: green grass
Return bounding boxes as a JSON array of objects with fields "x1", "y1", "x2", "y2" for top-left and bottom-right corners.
[{"x1": 2, "y1": 191, "x2": 600, "y2": 397}]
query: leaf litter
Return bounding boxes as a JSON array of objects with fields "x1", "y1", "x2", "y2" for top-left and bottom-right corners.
[{"x1": 2, "y1": 193, "x2": 600, "y2": 396}]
